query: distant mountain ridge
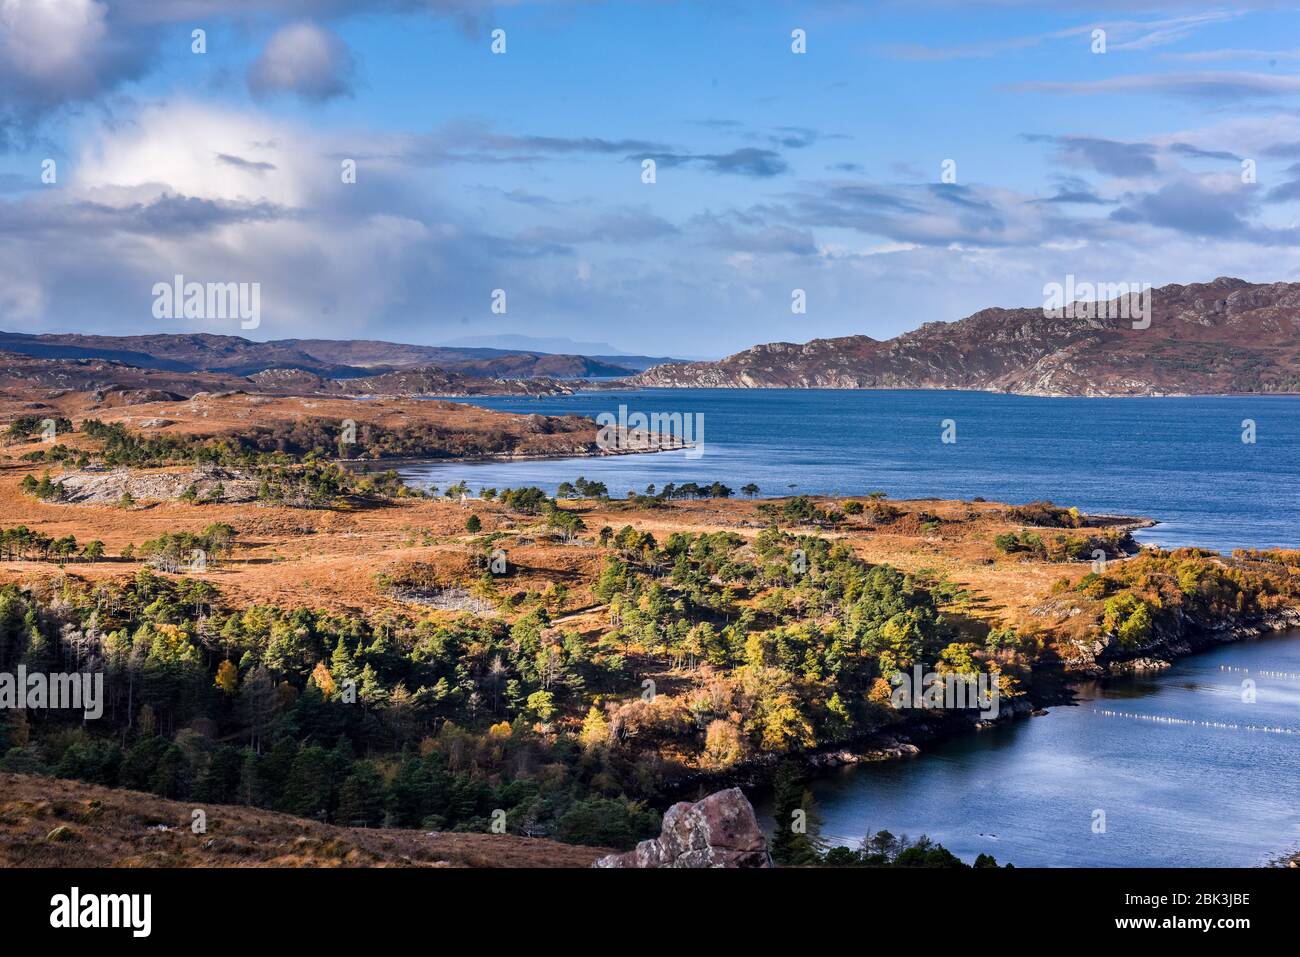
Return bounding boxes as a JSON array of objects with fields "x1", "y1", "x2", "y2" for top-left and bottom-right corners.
[
  {"x1": 629, "y1": 278, "x2": 1300, "y2": 396},
  {"x1": 0, "y1": 331, "x2": 641, "y2": 380},
  {"x1": 439, "y1": 333, "x2": 702, "y2": 370},
  {"x1": 0, "y1": 350, "x2": 574, "y2": 399}
]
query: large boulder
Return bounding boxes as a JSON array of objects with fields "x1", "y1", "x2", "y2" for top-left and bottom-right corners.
[{"x1": 594, "y1": 788, "x2": 771, "y2": 868}]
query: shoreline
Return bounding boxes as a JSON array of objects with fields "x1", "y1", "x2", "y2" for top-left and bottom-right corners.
[
  {"x1": 341, "y1": 441, "x2": 692, "y2": 470},
  {"x1": 585, "y1": 383, "x2": 1300, "y2": 400},
  {"x1": 662, "y1": 608, "x2": 1300, "y2": 832}
]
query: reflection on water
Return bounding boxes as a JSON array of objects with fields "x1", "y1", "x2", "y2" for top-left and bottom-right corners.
[{"x1": 754, "y1": 630, "x2": 1300, "y2": 867}]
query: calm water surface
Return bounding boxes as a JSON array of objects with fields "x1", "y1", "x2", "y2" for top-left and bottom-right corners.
[{"x1": 754, "y1": 630, "x2": 1300, "y2": 868}]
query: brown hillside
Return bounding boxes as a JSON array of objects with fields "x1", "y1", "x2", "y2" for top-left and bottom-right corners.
[{"x1": 0, "y1": 772, "x2": 607, "y2": 868}]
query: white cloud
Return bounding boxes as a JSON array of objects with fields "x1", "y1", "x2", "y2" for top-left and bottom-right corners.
[
  {"x1": 0, "y1": 0, "x2": 151, "y2": 136},
  {"x1": 248, "y1": 22, "x2": 356, "y2": 102},
  {"x1": 73, "y1": 100, "x2": 309, "y2": 206},
  {"x1": 0, "y1": 0, "x2": 108, "y2": 82}
]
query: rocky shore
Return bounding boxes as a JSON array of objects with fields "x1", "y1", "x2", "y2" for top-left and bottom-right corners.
[
  {"x1": 671, "y1": 603, "x2": 1300, "y2": 809},
  {"x1": 1058, "y1": 605, "x2": 1300, "y2": 677}
]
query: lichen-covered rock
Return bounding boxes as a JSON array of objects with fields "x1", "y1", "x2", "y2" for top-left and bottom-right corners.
[
  {"x1": 1109, "y1": 656, "x2": 1172, "y2": 675},
  {"x1": 594, "y1": 788, "x2": 771, "y2": 868}
]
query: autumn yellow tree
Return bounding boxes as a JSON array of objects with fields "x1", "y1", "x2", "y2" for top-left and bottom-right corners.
[
  {"x1": 867, "y1": 677, "x2": 894, "y2": 705},
  {"x1": 579, "y1": 704, "x2": 609, "y2": 749},
  {"x1": 308, "y1": 661, "x2": 336, "y2": 699},
  {"x1": 703, "y1": 717, "x2": 745, "y2": 768},
  {"x1": 214, "y1": 659, "x2": 239, "y2": 696}
]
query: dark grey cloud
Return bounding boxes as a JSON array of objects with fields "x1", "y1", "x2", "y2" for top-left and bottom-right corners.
[
  {"x1": 690, "y1": 119, "x2": 843, "y2": 154},
  {"x1": 512, "y1": 135, "x2": 669, "y2": 155},
  {"x1": 1265, "y1": 179, "x2": 1300, "y2": 202},
  {"x1": 1109, "y1": 180, "x2": 1253, "y2": 237},
  {"x1": 1032, "y1": 176, "x2": 1115, "y2": 205},
  {"x1": 494, "y1": 188, "x2": 561, "y2": 208},
  {"x1": 768, "y1": 126, "x2": 837, "y2": 149},
  {"x1": 649, "y1": 147, "x2": 789, "y2": 178},
  {"x1": 793, "y1": 183, "x2": 924, "y2": 217},
  {"x1": 1264, "y1": 164, "x2": 1300, "y2": 202},
  {"x1": 1036, "y1": 188, "x2": 1113, "y2": 205},
  {"x1": 1025, "y1": 134, "x2": 1158, "y2": 176},
  {"x1": 216, "y1": 153, "x2": 278, "y2": 173},
  {"x1": 367, "y1": 124, "x2": 672, "y2": 167},
  {"x1": 1169, "y1": 142, "x2": 1243, "y2": 161},
  {"x1": 0, "y1": 193, "x2": 287, "y2": 239},
  {"x1": 929, "y1": 182, "x2": 998, "y2": 211},
  {"x1": 773, "y1": 181, "x2": 1035, "y2": 248}
]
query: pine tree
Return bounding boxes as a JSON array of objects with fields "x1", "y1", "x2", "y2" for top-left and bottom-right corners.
[
  {"x1": 277, "y1": 745, "x2": 333, "y2": 819},
  {"x1": 237, "y1": 747, "x2": 263, "y2": 806},
  {"x1": 337, "y1": 761, "x2": 386, "y2": 827},
  {"x1": 770, "y1": 761, "x2": 824, "y2": 865},
  {"x1": 329, "y1": 637, "x2": 356, "y2": 686}
]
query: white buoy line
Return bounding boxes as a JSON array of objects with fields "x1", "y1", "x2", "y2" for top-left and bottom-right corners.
[{"x1": 1094, "y1": 708, "x2": 1300, "y2": 735}]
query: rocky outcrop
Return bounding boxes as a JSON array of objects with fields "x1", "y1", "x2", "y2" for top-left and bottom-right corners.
[
  {"x1": 806, "y1": 740, "x2": 921, "y2": 768},
  {"x1": 55, "y1": 465, "x2": 261, "y2": 504},
  {"x1": 594, "y1": 788, "x2": 771, "y2": 868},
  {"x1": 629, "y1": 277, "x2": 1300, "y2": 397},
  {"x1": 1109, "y1": 657, "x2": 1173, "y2": 675},
  {"x1": 1059, "y1": 605, "x2": 1300, "y2": 676}
]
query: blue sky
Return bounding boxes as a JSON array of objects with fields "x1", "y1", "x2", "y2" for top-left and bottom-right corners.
[{"x1": 3, "y1": 1, "x2": 1300, "y2": 356}]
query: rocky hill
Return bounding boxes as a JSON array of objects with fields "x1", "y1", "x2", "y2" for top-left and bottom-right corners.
[
  {"x1": 630, "y1": 278, "x2": 1300, "y2": 396},
  {"x1": 248, "y1": 366, "x2": 575, "y2": 397},
  {"x1": 0, "y1": 352, "x2": 250, "y2": 395}
]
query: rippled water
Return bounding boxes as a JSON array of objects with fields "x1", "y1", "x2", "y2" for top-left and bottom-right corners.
[{"x1": 403, "y1": 389, "x2": 1300, "y2": 552}]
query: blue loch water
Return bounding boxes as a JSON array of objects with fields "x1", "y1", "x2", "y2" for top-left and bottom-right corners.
[{"x1": 403, "y1": 388, "x2": 1299, "y2": 552}]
